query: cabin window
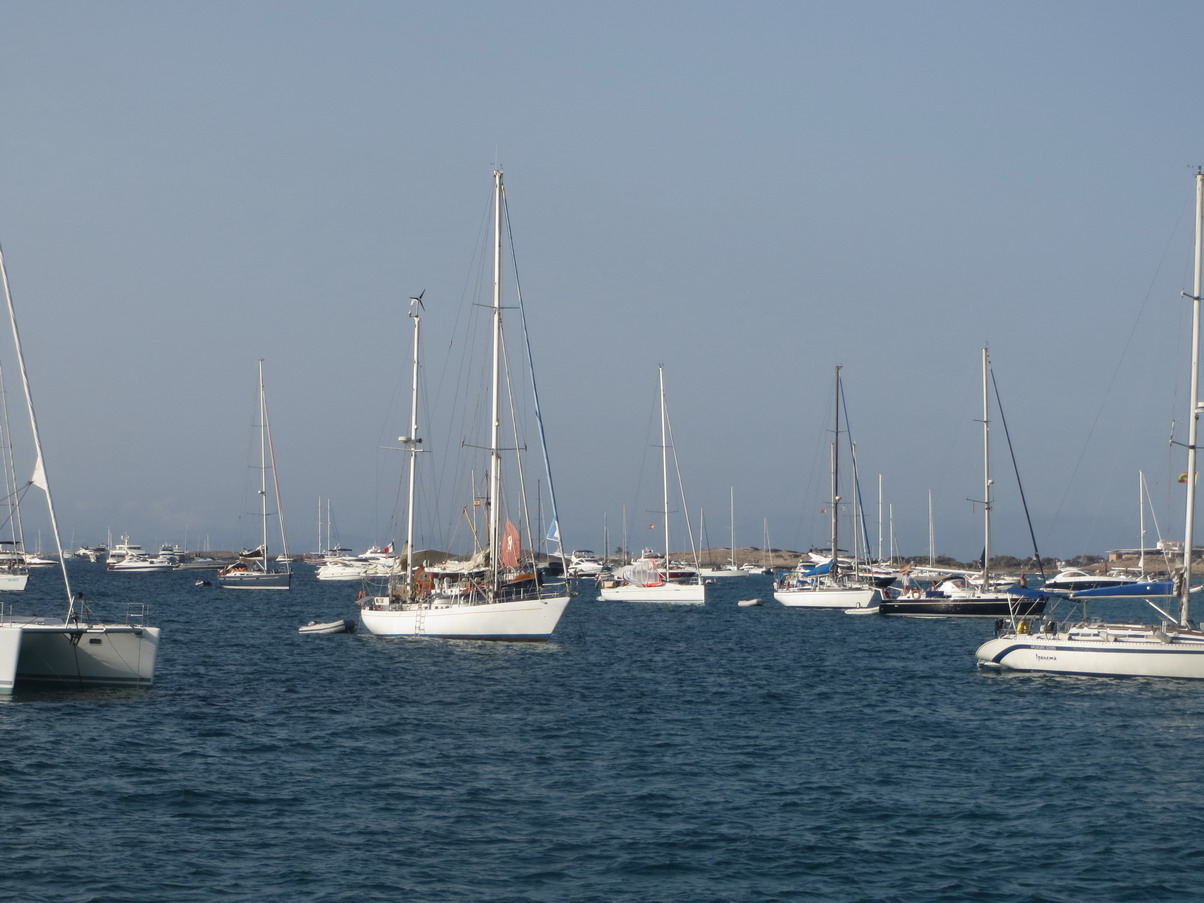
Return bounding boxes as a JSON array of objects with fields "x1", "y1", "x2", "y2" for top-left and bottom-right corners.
[{"x1": 89, "y1": 638, "x2": 102, "y2": 645}]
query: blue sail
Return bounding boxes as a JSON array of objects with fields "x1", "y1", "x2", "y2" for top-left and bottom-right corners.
[
  {"x1": 801, "y1": 561, "x2": 832, "y2": 577},
  {"x1": 1070, "y1": 580, "x2": 1174, "y2": 599}
]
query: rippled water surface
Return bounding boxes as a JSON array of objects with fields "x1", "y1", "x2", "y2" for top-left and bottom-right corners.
[{"x1": 3, "y1": 566, "x2": 1203, "y2": 902}]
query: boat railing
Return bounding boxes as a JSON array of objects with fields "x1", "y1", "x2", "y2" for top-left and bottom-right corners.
[{"x1": 124, "y1": 602, "x2": 150, "y2": 626}]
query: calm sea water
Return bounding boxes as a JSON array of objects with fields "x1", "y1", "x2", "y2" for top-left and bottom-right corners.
[{"x1": 2, "y1": 564, "x2": 1202, "y2": 902}]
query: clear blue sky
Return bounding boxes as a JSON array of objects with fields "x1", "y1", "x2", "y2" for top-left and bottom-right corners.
[{"x1": 2, "y1": 1, "x2": 1203, "y2": 562}]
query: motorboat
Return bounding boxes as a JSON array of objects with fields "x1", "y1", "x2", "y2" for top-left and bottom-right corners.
[
  {"x1": 1040, "y1": 567, "x2": 1132, "y2": 593},
  {"x1": 106, "y1": 538, "x2": 178, "y2": 574},
  {"x1": 567, "y1": 550, "x2": 605, "y2": 577},
  {"x1": 316, "y1": 545, "x2": 396, "y2": 581}
]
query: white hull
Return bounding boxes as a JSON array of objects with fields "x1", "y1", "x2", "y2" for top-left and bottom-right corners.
[
  {"x1": 299, "y1": 619, "x2": 355, "y2": 635},
  {"x1": 220, "y1": 570, "x2": 291, "y2": 590},
  {"x1": 774, "y1": 586, "x2": 879, "y2": 609},
  {"x1": 315, "y1": 563, "x2": 369, "y2": 581},
  {"x1": 107, "y1": 559, "x2": 177, "y2": 573},
  {"x1": 598, "y1": 581, "x2": 708, "y2": 604},
  {"x1": 698, "y1": 568, "x2": 745, "y2": 579},
  {"x1": 0, "y1": 572, "x2": 29, "y2": 591},
  {"x1": 976, "y1": 625, "x2": 1204, "y2": 679},
  {"x1": 0, "y1": 621, "x2": 160, "y2": 694},
  {"x1": 360, "y1": 592, "x2": 570, "y2": 640}
]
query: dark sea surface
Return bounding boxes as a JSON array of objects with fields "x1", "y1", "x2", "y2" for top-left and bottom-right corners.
[{"x1": 3, "y1": 564, "x2": 1203, "y2": 902}]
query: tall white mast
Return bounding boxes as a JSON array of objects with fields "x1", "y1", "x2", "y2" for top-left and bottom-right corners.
[
  {"x1": 1138, "y1": 470, "x2": 1146, "y2": 578},
  {"x1": 928, "y1": 489, "x2": 935, "y2": 566},
  {"x1": 402, "y1": 293, "x2": 423, "y2": 587},
  {"x1": 831, "y1": 366, "x2": 841, "y2": 562},
  {"x1": 257, "y1": 359, "x2": 269, "y2": 562},
  {"x1": 729, "y1": 486, "x2": 736, "y2": 569},
  {"x1": 1181, "y1": 169, "x2": 1203, "y2": 625},
  {"x1": 659, "y1": 365, "x2": 670, "y2": 562},
  {"x1": 489, "y1": 170, "x2": 504, "y2": 588},
  {"x1": 877, "y1": 474, "x2": 883, "y2": 563},
  {"x1": 981, "y1": 347, "x2": 992, "y2": 586}
]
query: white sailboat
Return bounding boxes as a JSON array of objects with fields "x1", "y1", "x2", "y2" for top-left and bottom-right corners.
[
  {"x1": 360, "y1": 170, "x2": 572, "y2": 640},
  {"x1": 599, "y1": 366, "x2": 708, "y2": 604},
  {"x1": 0, "y1": 244, "x2": 159, "y2": 694},
  {"x1": 219, "y1": 360, "x2": 292, "y2": 590},
  {"x1": 775, "y1": 366, "x2": 880, "y2": 610},
  {"x1": 698, "y1": 488, "x2": 743, "y2": 578},
  {"x1": 976, "y1": 171, "x2": 1204, "y2": 679}
]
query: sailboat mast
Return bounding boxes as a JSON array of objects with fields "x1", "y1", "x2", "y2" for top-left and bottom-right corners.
[
  {"x1": 1138, "y1": 471, "x2": 1146, "y2": 578},
  {"x1": 489, "y1": 170, "x2": 504, "y2": 587},
  {"x1": 404, "y1": 296, "x2": 422, "y2": 583},
  {"x1": 1181, "y1": 169, "x2": 1203, "y2": 625},
  {"x1": 928, "y1": 489, "x2": 934, "y2": 566},
  {"x1": 659, "y1": 365, "x2": 670, "y2": 562},
  {"x1": 729, "y1": 486, "x2": 735, "y2": 569},
  {"x1": 831, "y1": 365, "x2": 841, "y2": 564},
  {"x1": 0, "y1": 245, "x2": 74, "y2": 613},
  {"x1": 981, "y1": 347, "x2": 992, "y2": 585},
  {"x1": 878, "y1": 474, "x2": 883, "y2": 563},
  {"x1": 258, "y1": 359, "x2": 269, "y2": 561}
]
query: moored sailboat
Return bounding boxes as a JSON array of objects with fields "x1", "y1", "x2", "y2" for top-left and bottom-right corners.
[
  {"x1": 0, "y1": 244, "x2": 159, "y2": 694},
  {"x1": 219, "y1": 360, "x2": 292, "y2": 590},
  {"x1": 359, "y1": 171, "x2": 572, "y2": 640},
  {"x1": 775, "y1": 366, "x2": 880, "y2": 610},
  {"x1": 976, "y1": 172, "x2": 1204, "y2": 678},
  {"x1": 598, "y1": 366, "x2": 708, "y2": 604},
  {"x1": 878, "y1": 349, "x2": 1046, "y2": 619}
]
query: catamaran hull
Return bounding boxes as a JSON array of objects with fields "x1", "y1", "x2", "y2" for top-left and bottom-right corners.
[
  {"x1": 598, "y1": 582, "x2": 708, "y2": 604},
  {"x1": 360, "y1": 593, "x2": 571, "y2": 640},
  {"x1": 976, "y1": 631, "x2": 1204, "y2": 679},
  {"x1": 774, "y1": 587, "x2": 879, "y2": 609},
  {"x1": 879, "y1": 596, "x2": 1046, "y2": 618},
  {"x1": 0, "y1": 623, "x2": 160, "y2": 694}
]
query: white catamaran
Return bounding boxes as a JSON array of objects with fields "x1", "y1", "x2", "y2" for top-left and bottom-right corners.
[
  {"x1": 0, "y1": 244, "x2": 159, "y2": 694},
  {"x1": 359, "y1": 170, "x2": 572, "y2": 640},
  {"x1": 976, "y1": 171, "x2": 1204, "y2": 679},
  {"x1": 219, "y1": 359, "x2": 292, "y2": 590}
]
